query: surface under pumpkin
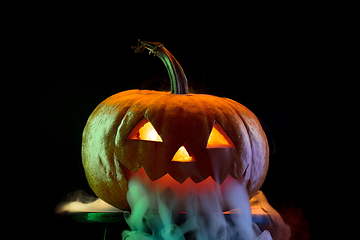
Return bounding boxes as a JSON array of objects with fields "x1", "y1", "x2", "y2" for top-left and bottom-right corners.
[{"x1": 81, "y1": 40, "x2": 269, "y2": 210}]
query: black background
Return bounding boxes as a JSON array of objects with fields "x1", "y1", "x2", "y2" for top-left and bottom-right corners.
[{"x1": 20, "y1": 9, "x2": 328, "y2": 239}]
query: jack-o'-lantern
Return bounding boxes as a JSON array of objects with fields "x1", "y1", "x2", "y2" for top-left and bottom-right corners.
[{"x1": 81, "y1": 40, "x2": 269, "y2": 210}]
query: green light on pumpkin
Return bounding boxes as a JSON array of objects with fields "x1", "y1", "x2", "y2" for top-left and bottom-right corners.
[{"x1": 71, "y1": 213, "x2": 125, "y2": 223}]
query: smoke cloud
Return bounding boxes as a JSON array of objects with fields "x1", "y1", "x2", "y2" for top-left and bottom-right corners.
[
  {"x1": 55, "y1": 182, "x2": 291, "y2": 240},
  {"x1": 122, "y1": 176, "x2": 278, "y2": 240},
  {"x1": 55, "y1": 190, "x2": 121, "y2": 214}
]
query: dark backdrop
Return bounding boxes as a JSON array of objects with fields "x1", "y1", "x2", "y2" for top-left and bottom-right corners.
[{"x1": 25, "y1": 14, "x2": 322, "y2": 239}]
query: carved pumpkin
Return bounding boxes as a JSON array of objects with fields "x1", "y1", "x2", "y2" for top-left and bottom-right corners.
[{"x1": 81, "y1": 40, "x2": 269, "y2": 210}]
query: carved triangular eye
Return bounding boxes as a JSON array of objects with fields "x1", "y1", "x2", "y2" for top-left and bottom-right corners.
[
  {"x1": 206, "y1": 122, "x2": 235, "y2": 148},
  {"x1": 128, "y1": 118, "x2": 163, "y2": 142}
]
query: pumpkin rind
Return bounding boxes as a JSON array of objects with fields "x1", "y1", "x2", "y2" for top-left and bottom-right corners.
[{"x1": 82, "y1": 90, "x2": 269, "y2": 210}]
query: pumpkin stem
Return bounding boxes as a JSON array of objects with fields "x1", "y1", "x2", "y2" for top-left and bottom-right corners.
[{"x1": 132, "y1": 39, "x2": 189, "y2": 94}]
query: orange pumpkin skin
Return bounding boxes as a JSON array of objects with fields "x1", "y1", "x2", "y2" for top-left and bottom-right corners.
[
  {"x1": 82, "y1": 40, "x2": 269, "y2": 210},
  {"x1": 82, "y1": 90, "x2": 269, "y2": 210}
]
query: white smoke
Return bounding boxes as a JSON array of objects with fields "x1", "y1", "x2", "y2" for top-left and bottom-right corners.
[
  {"x1": 55, "y1": 182, "x2": 290, "y2": 240},
  {"x1": 55, "y1": 190, "x2": 121, "y2": 213},
  {"x1": 122, "y1": 177, "x2": 276, "y2": 240}
]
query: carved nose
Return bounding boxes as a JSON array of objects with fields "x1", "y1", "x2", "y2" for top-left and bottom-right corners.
[{"x1": 172, "y1": 146, "x2": 195, "y2": 162}]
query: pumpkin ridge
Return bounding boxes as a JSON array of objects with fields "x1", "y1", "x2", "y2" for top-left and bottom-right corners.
[
  {"x1": 235, "y1": 108, "x2": 256, "y2": 193},
  {"x1": 223, "y1": 99, "x2": 253, "y2": 177},
  {"x1": 197, "y1": 96, "x2": 214, "y2": 148},
  {"x1": 113, "y1": 94, "x2": 147, "y2": 142},
  {"x1": 223, "y1": 98, "x2": 269, "y2": 197},
  {"x1": 195, "y1": 96, "x2": 238, "y2": 182},
  {"x1": 113, "y1": 94, "x2": 156, "y2": 172},
  {"x1": 209, "y1": 97, "x2": 252, "y2": 177},
  {"x1": 144, "y1": 93, "x2": 170, "y2": 126}
]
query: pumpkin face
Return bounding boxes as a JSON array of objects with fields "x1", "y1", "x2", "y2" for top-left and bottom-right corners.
[{"x1": 81, "y1": 40, "x2": 269, "y2": 210}]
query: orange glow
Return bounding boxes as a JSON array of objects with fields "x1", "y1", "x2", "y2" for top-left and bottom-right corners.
[
  {"x1": 130, "y1": 167, "x2": 240, "y2": 197},
  {"x1": 131, "y1": 168, "x2": 225, "y2": 197},
  {"x1": 172, "y1": 146, "x2": 194, "y2": 162},
  {"x1": 139, "y1": 121, "x2": 162, "y2": 142},
  {"x1": 206, "y1": 122, "x2": 235, "y2": 148},
  {"x1": 128, "y1": 119, "x2": 163, "y2": 142}
]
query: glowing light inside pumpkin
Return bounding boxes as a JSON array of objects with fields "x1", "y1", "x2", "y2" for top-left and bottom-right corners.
[
  {"x1": 139, "y1": 121, "x2": 162, "y2": 142},
  {"x1": 128, "y1": 119, "x2": 163, "y2": 142},
  {"x1": 172, "y1": 146, "x2": 194, "y2": 162},
  {"x1": 130, "y1": 167, "x2": 229, "y2": 197},
  {"x1": 206, "y1": 122, "x2": 235, "y2": 148}
]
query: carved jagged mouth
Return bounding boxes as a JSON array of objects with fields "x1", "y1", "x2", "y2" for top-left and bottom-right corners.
[{"x1": 127, "y1": 167, "x2": 244, "y2": 197}]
